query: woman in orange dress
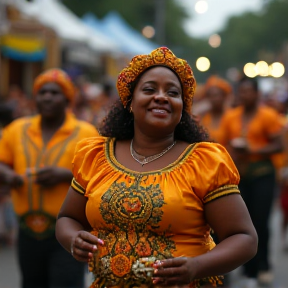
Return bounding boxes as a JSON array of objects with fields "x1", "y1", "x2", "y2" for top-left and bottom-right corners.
[
  {"x1": 200, "y1": 75, "x2": 232, "y2": 144},
  {"x1": 55, "y1": 47, "x2": 257, "y2": 288}
]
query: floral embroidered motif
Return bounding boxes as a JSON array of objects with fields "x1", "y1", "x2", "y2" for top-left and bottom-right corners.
[
  {"x1": 89, "y1": 180, "x2": 176, "y2": 287},
  {"x1": 110, "y1": 254, "x2": 131, "y2": 277}
]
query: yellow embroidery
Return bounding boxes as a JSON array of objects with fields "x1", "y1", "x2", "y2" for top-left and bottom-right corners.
[
  {"x1": 203, "y1": 184, "x2": 240, "y2": 204},
  {"x1": 71, "y1": 178, "x2": 85, "y2": 195}
]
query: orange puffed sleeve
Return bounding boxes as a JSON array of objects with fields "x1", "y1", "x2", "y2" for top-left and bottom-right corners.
[
  {"x1": 71, "y1": 136, "x2": 107, "y2": 195},
  {"x1": 190, "y1": 142, "x2": 240, "y2": 203}
]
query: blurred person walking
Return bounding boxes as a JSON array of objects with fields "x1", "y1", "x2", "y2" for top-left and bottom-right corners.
[
  {"x1": 0, "y1": 69, "x2": 99, "y2": 288},
  {"x1": 220, "y1": 76, "x2": 283, "y2": 287},
  {"x1": 0, "y1": 103, "x2": 16, "y2": 247},
  {"x1": 200, "y1": 75, "x2": 232, "y2": 144},
  {"x1": 265, "y1": 90, "x2": 288, "y2": 250}
]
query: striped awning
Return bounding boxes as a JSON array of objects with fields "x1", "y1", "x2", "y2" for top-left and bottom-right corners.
[{"x1": 1, "y1": 34, "x2": 46, "y2": 62}]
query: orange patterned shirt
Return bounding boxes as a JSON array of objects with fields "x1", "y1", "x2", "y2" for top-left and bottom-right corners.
[
  {"x1": 71, "y1": 136, "x2": 240, "y2": 288},
  {"x1": 220, "y1": 105, "x2": 282, "y2": 161},
  {"x1": 0, "y1": 111, "x2": 98, "y2": 218}
]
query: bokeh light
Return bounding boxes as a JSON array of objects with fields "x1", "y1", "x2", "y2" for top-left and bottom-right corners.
[
  {"x1": 208, "y1": 34, "x2": 221, "y2": 48},
  {"x1": 196, "y1": 57, "x2": 210, "y2": 72},
  {"x1": 195, "y1": 1, "x2": 208, "y2": 14},
  {"x1": 255, "y1": 61, "x2": 269, "y2": 77},
  {"x1": 243, "y1": 63, "x2": 257, "y2": 78},
  {"x1": 142, "y1": 26, "x2": 155, "y2": 39},
  {"x1": 269, "y1": 62, "x2": 285, "y2": 78}
]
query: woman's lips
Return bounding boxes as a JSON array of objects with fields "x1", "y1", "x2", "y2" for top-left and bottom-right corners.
[{"x1": 150, "y1": 108, "x2": 170, "y2": 115}]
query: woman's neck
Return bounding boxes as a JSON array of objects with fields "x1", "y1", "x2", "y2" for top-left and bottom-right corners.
[{"x1": 132, "y1": 132, "x2": 175, "y2": 157}]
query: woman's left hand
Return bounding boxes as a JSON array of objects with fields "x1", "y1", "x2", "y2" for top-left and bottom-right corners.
[{"x1": 152, "y1": 257, "x2": 196, "y2": 285}]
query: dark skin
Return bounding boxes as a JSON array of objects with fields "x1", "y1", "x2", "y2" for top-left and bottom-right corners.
[
  {"x1": 56, "y1": 67, "x2": 257, "y2": 285},
  {"x1": 207, "y1": 86, "x2": 226, "y2": 112},
  {"x1": 0, "y1": 82, "x2": 73, "y2": 189},
  {"x1": 205, "y1": 86, "x2": 226, "y2": 130},
  {"x1": 229, "y1": 81, "x2": 283, "y2": 161}
]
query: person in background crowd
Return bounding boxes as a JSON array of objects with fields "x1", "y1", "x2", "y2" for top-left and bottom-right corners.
[
  {"x1": 199, "y1": 75, "x2": 233, "y2": 286},
  {"x1": 0, "y1": 103, "x2": 16, "y2": 247},
  {"x1": 5, "y1": 85, "x2": 35, "y2": 118},
  {"x1": 55, "y1": 47, "x2": 257, "y2": 288},
  {"x1": 220, "y1": 76, "x2": 283, "y2": 287},
  {"x1": 264, "y1": 89, "x2": 288, "y2": 185},
  {"x1": 0, "y1": 69, "x2": 99, "y2": 288},
  {"x1": 265, "y1": 89, "x2": 288, "y2": 250},
  {"x1": 200, "y1": 75, "x2": 232, "y2": 143},
  {"x1": 90, "y1": 81, "x2": 118, "y2": 129}
]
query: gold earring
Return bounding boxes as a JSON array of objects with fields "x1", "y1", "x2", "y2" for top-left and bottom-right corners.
[{"x1": 129, "y1": 106, "x2": 133, "y2": 113}]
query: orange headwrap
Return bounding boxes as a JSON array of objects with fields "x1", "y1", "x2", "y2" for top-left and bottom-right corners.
[
  {"x1": 117, "y1": 47, "x2": 196, "y2": 113},
  {"x1": 33, "y1": 68, "x2": 75, "y2": 102},
  {"x1": 205, "y1": 75, "x2": 232, "y2": 95}
]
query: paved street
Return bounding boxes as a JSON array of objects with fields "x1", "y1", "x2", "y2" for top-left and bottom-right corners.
[{"x1": 1, "y1": 201, "x2": 288, "y2": 288}]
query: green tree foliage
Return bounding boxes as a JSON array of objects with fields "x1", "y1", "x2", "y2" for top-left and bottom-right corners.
[{"x1": 210, "y1": 0, "x2": 288, "y2": 75}]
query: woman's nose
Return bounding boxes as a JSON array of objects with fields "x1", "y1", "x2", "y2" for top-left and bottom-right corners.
[{"x1": 154, "y1": 91, "x2": 168, "y2": 102}]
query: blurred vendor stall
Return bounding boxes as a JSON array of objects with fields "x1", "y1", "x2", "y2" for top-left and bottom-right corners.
[{"x1": 0, "y1": 3, "x2": 59, "y2": 99}]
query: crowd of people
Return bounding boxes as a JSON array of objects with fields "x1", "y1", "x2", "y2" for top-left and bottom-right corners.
[
  {"x1": 0, "y1": 46, "x2": 288, "y2": 288},
  {"x1": 197, "y1": 73, "x2": 288, "y2": 287}
]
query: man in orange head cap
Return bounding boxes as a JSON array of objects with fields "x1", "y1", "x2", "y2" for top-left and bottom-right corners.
[{"x1": 0, "y1": 68, "x2": 99, "y2": 288}]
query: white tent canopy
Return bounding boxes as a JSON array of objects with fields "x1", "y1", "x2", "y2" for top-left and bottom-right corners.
[{"x1": 15, "y1": 0, "x2": 118, "y2": 53}]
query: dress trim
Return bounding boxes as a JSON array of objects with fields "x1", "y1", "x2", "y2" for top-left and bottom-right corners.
[
  {"x1": 71, "y1": 178, "x2": 85, "y2": 195},
  {"x1": 203, "y1": 184, "x2": 240, "y2": 204},
  {"x1": 106, "y1": 137, "x2": 197, "y2": 176},
  {"x1": 89, "y1": 275, "x2": 223, "y2": 288}
]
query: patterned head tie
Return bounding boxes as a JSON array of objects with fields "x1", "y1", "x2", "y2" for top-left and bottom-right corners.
[
  {"x1": 117, "y1": 47, "x2": 196, "y2": 113},
  {"x1": 33, "y1": 68, "x2": 75, "y2": 102}
]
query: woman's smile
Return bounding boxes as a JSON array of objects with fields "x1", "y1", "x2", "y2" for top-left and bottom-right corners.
[{"x1": 149, "y1": 107, "x2": 170, "y2": 117}]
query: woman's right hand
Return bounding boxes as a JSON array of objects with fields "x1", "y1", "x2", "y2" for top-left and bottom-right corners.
[{"x1": 70, "y1": 230, "x2": 104, "y2": 262}]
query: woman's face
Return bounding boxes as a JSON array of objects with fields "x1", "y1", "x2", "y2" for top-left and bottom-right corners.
[
  {"x1": 131, "y1": 66, "x2": 183, "y2": 136},
  {"x1": 238, "y1": 81, "x2": 258, "y2": 108},
  {"x1": 206, "y1": 86, "x2": 226, "y2": 110}
]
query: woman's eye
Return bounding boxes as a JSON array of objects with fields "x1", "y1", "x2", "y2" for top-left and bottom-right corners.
[
  {"x1": 143, "y1": 88, "x2": 155, "y2": 93},
  {"x1": 168, "y1": 90, "x2": 180, "y2": 97}
]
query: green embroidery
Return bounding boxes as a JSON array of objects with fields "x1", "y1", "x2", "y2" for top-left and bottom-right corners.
[{"x1": 89, "y1": 180, "x2": 176, "y2": 287}]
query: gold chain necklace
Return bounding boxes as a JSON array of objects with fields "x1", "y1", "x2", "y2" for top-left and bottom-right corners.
[{"x1": 130, "y1": 139, "x2": 176, "y2": 166}]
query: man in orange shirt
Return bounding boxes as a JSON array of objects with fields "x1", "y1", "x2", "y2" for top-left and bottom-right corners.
[
  {"x1": 220, "y1": 76, "x2": 283, "y2": 287},
  {"x1": 0, "y1": 69, "x2": 98, "y2": 288}
]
